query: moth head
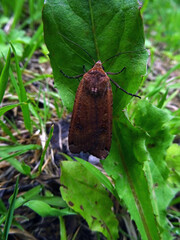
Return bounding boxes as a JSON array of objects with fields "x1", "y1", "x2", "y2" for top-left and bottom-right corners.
[{"x1": 94, "y1": 61, "x2": 103, "y2": 69}]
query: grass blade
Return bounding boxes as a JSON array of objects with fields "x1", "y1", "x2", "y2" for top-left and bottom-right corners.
[
  {"x1": 2, "y1": 177, "x2": 19, "y2": 240},
  {"x1": 23, "y1": 23, "x2": 43, "y2": 69},
  {"x1": 0, "y1": 103, "x2": 21, "y2": 117},
  {"x1": 0, "y1": 48, "x2": 11, "y2": 103},
  {"x1": 10, "y1": 43, "x2": 32, "y2": 133},
  {"x1": 59, "y1": 216, "x2": 67, "y2": 240},
  {"x1": 0, "y1": 119, "x2": 17, "y2": 143},
  {"x1": 38, "y1": 125, "x2": 54, "y2": 174},
  {"x1": 9, "y1": 68, "x2": 20, "y2": 97},
  {"x1": 11, "y1": 0, "x2": 25, "y2": 29}
]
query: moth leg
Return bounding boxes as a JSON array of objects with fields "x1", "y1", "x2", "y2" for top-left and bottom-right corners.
[
  {"x1": 106, "y1": 67, "x2": 126, "y2": 75},
  {"x1": 60, "y1": 70, "x2": 84, "y2": 79},
  {"x1": 110, "y1": 78, "x2": 141, "y2": 99},
  {"x1": 83, "y1": 65, "x2": 87, "y2": 73}
]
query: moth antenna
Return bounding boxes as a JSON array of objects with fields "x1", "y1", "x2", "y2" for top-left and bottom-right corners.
[
  {"x1": 103, "y1": 49, "x2": 146, "y2": 64},
  {"x1": 106, "y1": 67, "x2": 126, "y2": 75},
  {"x1": 110, "y1": 78, "x2": 141, "y2": 99},
  {"x1": 60, "y1": 70, "x2": 84, "y2": 79},
  {"x1": 58, "y1": 32, "x2": 95, "y2": 64}
]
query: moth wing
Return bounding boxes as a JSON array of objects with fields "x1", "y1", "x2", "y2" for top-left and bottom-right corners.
[{"x1": 68, "y1": 78, "x2": 112, "y2": 159}]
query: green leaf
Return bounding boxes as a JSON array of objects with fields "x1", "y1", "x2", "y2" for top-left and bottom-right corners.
[
  {"x1": 33, "y1": 196, "x2": 67, "y2": 208},
  {"x1": 15, "y1": 185, "x2": 42, "y2": 209},
  {"x1": 24, "y1": 200, "x2": 74, "y2": 217},
  {"x1": 9, "y1": 68, "x2": 20, "y2": 97},
  {"x1": 75, "y1": 157, "x2": 117, "y2": 198},
  {"x1": 0, "y1": 119, "x2": 17, "y2": 143},
  {"x1": 22, "y1": 23, "x2": 44, "y2": 69},
  {"x1": 60, "y1": 161, "x2": 119, "y2": 240},
  {"x1": 11, "y1": 0, "x2": 24, "y2": 29},
  {"x1": 10, "y1": 43, "x2": 32, "y2": 133},
  {"x1": 3, "y1": 177, "x2": 19, "y2": 240},
  {"x1": 0, "y1": 144, "x2": 41, "y2": 153},
  {"x1": 166, "y1": 144, "x2": 180, "y2": 187},
  {"x1": 0, "y1": 48, "x2": 11, "y2": 103},
  {"x1": 42, "y1": 0, "x2": 148, "y2": 113},
  {"x1": 103, "y1": 100, "x2": 176, "y2": 240},
  {"x1": 38, "y1": 125, "x2": 54, "y2": 173},
  {"x1": 0, "y1": 144, "x2": 41, "y2": 175},
  {"x1": 2, "y1": 158, "x2": 31, "y2": 176},
  {"x1": 59, "y1": 216, "x2": 67, "y2": 240},
  {"x1": 134, "y1": 100, "x2": 173, "y2": 178},
  {"x1": 0, "y1": 150, "x2": 30, "y2": 162},
  {"x1": 0, "y1": 103, "x2": 25, "y2": 117},
  {"x1": 134, "y1": 100, "x2": 178, "y2": 239},
  {"x1": 15, "y1": 185, "x2": 67, "y2": 210},
  {"x1": 0, "y1": 200, "x2": 7, "y2": 215}
]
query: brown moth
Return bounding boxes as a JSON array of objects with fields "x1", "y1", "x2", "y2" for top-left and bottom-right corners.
[
  {"x1": 60, "y1": 59, "x2": 140, "y2": 159},
  {"x1": 68, "y1": 61, "x2": 112, "y2": 159}
]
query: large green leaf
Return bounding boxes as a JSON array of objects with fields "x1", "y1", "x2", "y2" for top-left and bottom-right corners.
[
  {"x1": 103, "y1": 100, "x2": 176, "y2": 240},
  {"x1": 42, "y1": 1, "x2": 153, "y2": 239},
  {"x1": 42, "y1": 0, "x2": 148, "y2": 113},
  {"x1": 60, "y1": 161, "x2": 119, "y2": 240},
  {"x1": 134, "y1": 100, "x2": 178, "y2": 239}
]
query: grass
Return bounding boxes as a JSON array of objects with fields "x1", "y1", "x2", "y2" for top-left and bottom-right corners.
[
  {"x1": 143, "y1": 0, "x2": 180, "y2": 55},
  {"x1": 2, "y1": 177, "x2": 19, "y2": 240},
  {"x1": 0, "y1": 0, "x2": 180, "y2": 239}
]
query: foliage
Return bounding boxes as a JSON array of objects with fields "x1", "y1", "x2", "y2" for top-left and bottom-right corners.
[
  {"x1": 43, "y1": 0, "x2": 148, "y2": 113},
  {"x1": 0, "y1": 1, "x2": 65, "y2": 238},
  {"x1": 2, "y1": 177, "x2": 19, "y2": 240},
  {"x1": 0, "y1": 0, "x2": 44, "y2": 60},
  {"x1": 43, "y1": 0, "x2": 179, "y2": 240},
  {"x1": 0, "y1": 184, "x2": 73, "y2": 239},
  {"x1": 0, "y1": 0, "x2": 179, "y2": 239},
  {"x1": 0, "y1": 48, "x2": 11, "y2": 103},
  {"x1": 61, "y1": 161, "x2": 119, "y2": 240},
  {"x1": 143, "y1": 0, "x2": 180, "y2": 55}
]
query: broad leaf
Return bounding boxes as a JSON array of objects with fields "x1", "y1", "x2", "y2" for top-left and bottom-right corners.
[
  {"x1": 60, "y1": 161, "x2": 119, "y2": 240},
  {"x1": 43, "y1": 1, "x2": 151, "y2": 239},
  {"x1": 103, "y1": 100, "x2": 176, "y2": 240},
  {"x1": 42, "y1": 0, "x2": 148, "y2": 114}
]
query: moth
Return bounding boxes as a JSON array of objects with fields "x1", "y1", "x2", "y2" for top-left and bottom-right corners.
[{"x1": 60, "y1": 57, "x2": 141, "y2": 159}]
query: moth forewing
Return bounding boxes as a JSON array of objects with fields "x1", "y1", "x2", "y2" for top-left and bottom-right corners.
[{"x1": 68, "y1": 61, "x2": 113, "y2": 159}]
